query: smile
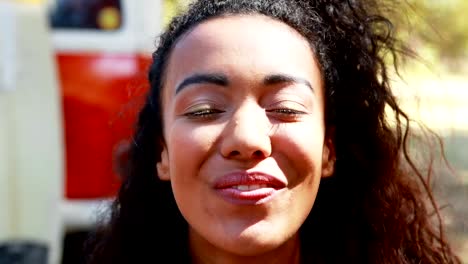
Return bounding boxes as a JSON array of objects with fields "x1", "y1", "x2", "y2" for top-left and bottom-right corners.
[
  {"x1": 213, "y1": 172, "x2": 286, "y2": 205},
  {"x1": 230, "y1": 184, "x2": 269, "y2": 191}
]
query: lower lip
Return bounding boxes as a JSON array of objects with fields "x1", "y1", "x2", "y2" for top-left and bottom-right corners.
[{"x1": 215, "y1": 187, "x2": 281, "y2": 205}]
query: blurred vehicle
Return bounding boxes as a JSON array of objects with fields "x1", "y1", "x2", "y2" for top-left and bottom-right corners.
[
  {"x1": 49, "y1": 0, "x2": 161, "y2": 199},
  {"x1": 48, "y1": 0, "x2": 162, "y2": 262}
]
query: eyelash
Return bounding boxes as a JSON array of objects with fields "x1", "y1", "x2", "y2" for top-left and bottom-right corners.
[
  {"x1": 267, "y1": 108, "x2": 307, "y2": 120},
  {"x1": 184, "y1": 108, "x2": 224, "y2": 119}
]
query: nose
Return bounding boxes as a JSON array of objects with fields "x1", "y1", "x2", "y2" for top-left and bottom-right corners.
[{"x1": 220, "y1": 105, "x2": 272, "y2": 160}]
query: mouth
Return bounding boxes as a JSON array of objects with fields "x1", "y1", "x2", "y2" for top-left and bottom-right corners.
[
  {"x1": 213, "y1": 172, "x2": 286, "y2": 205},
  {"x1": 230, "y1": 184, "x2": 270, "y2": 191}
]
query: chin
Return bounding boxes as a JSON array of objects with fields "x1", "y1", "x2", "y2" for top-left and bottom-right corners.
[
  {"x1": 217, "y1": 223, "x2": 297, "y2": 256},
  {"x1": 221, "y1": 238, "x2": 285, "y2": 257}
]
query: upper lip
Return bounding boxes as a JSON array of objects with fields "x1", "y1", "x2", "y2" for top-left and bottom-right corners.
[{"x1": 213, "y1": 171, "x2": 286, "y2": 189}]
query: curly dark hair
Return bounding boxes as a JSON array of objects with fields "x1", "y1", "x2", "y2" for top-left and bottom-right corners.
[{"x1": 87, "y1": 0, "x2": 460, "y2": 263}]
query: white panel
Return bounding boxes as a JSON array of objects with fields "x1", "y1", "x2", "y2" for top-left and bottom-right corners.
[
  {"x1": 0, "y1": 2, "x2": 64, "y2": 264},
  {"x1": 0, "y1": 95, "x2": 13, "y2": 240},
  {"x1": 0, "y1": 0, "x2": 18, "y2": 242},
  {"x1": 0, "y1": 2, "x2": 18, "y2": 92},
  {"x1": 138, "y1": 0, "x2": 164, "y2": 53}
]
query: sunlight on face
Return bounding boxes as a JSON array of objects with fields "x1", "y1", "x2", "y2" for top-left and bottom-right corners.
[{"x1": 157, "y1": 15, "x2": 335, "y2": 261}]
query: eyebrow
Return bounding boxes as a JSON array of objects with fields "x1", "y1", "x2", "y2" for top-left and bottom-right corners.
[
  {"x1": 175, "y1": 73, "x2": 229, "y2": 94},
  {"x1": 174, "y1": 72, "x2": 313, "y2": 94},
  {"x1": 263, "y1": 74, "x2": 314, "y2": 92}
]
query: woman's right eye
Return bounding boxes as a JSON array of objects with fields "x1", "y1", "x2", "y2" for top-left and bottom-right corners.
[{"x1": 184, "y1": 108, "x2": 225, "y2": 119}]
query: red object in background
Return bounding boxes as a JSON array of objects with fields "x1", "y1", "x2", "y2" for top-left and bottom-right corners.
[{"x1": 56, "y1": 53, "x2": 150, "y2": 198}]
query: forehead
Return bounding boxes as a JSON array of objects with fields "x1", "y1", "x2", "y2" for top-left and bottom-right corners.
[
  {"x1": 164, "y1": 14, "x2": 322, "y2": 92},
  {"x1": 176, "y1": 14, "x2": 309, "y2": 51}
]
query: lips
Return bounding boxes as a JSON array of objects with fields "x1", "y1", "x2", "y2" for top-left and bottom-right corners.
[{"x1": 213, "y1": 172, "x2": 286, "y2": 205}]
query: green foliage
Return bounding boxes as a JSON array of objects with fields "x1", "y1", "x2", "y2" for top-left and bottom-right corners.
[
  {"x1": 396, "y1": 0, "x2": 468, "y2": 70},
  {"x1": 163, "y1": 0, "x2": 191, "y2": 26}
]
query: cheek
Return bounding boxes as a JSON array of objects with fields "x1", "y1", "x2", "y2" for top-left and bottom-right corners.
[
  {"x1": 166, "y1": 123, "x2": 222, "y2": 176},
  {"x1": 275, "y1": 122, "x2": 325, "y2": 171}
]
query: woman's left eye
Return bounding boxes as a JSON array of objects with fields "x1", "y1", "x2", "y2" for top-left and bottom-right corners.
[
  {"x1": 269, "y1": 108, "x2": 303, "y2": 115},
  {"x1": 265, "y1": 99, "x2": 309, "y2": 121},
  {"x1": 266, "y1": 108, "x2": 307, "y2": 121}
]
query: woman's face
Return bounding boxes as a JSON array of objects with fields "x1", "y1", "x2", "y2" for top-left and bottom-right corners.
[{"x1": 158, "y1": 15, "x2": 335, "y2": 258}]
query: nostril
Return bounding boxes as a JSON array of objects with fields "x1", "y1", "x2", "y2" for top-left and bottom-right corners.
[
  {"x1": 229, "y1": 150, "x2": 241, "y2": 157},
  {"x1": 252, "y1": 150, "x2": 264, "y2": 158}
]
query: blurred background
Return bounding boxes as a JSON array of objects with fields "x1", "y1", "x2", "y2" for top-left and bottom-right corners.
[{"x1": 0, "y1": 0, "x2": 466, "y2": 263}]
